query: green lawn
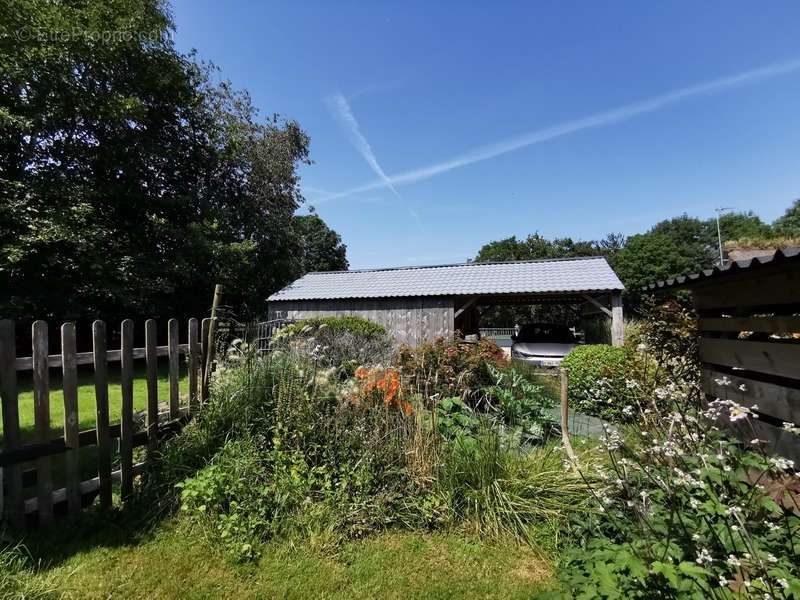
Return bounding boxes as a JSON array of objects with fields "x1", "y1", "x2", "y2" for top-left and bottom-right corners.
[
  {"x1": 1, "y1": 358, "x2": 189, "y2": 443},
  {"x1": 18, "y1": 521, "x2": 555, "y2": 599}
]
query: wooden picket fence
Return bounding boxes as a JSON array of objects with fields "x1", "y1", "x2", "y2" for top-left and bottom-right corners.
[{"x1": 0, "y1": 317, "x2": 212, "y2": 530}]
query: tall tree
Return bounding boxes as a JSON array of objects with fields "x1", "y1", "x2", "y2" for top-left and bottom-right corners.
[
  {"x1": 773, "y1": 199, "x2": 800, "y2": 237},
  {"x1": 0, "y1": 0, "x2": 343, "y2": 322},
  {"x1": 293, "y1": 212, "x2": 348, "y2": 273}
]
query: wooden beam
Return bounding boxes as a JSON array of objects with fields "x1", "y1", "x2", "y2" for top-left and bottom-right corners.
[
  {"x1": 454, "y1": 297, "x2": 477, "y2": 319},
  {"x1": 611, "y1": 293, "x2": 624, "y2": 347},
  {"x1": 581, "y1": 294, "x2": 612, "y2": 318}
]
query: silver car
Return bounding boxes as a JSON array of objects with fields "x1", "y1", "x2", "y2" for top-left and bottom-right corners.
[{"x1": 510, "y1": 323, "x2": 577, "y2": 367}]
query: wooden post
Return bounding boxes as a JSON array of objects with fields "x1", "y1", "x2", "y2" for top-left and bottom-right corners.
[
  {"x1": 60, "y1": 323, "x2": 81, "y2": 515},
  {"x1": 200, "y1": 317, "x2": 210, "y2": 404},
  {"x1": 188, "y1": 318, "x2": 199, "y2": 412},
  {"x1": 32, "y1": 320, "x2": 53, "y2": 526},
  {"x1": 93, "y1": 320, "x2": 112, "y2": 508},
  {"x1": 120, "y1": 319, "x2": 134, "y2": 499},
  {"x1": 560, "y1": 368, "x2": 577, "y2": 464},
  {"x1": 611, "y1": 293, "x2": 624, "y2": 347},
  {"x1": 202, "y1": 285, "x2": 222, "y2": 397},
  {"x1": 145, "y1": 319, "x2": 159, "y2": 450},
  {"x1": 0, "y1": 320, "x2": 24, "y2": 529},
  {"x1": 168, "y1": 318, "x2": 179, "y2": 419}
]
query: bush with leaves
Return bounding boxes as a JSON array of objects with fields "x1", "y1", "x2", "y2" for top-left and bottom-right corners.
[
  {"x1": 272, "y1": 316, "x2": 393, "y2": 375},
  {"x1": 561, "y1": 344, "x2": 637, "y2": 421}
]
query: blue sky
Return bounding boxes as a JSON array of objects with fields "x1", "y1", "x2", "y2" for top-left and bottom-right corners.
[{"x1": 170, "y1": 1, "x2": 800, "y2": 269}]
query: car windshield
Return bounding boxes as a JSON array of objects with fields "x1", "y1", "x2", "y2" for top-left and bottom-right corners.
[{"x1": 516, "y1": 324, "x2": 575, "y2": 343}]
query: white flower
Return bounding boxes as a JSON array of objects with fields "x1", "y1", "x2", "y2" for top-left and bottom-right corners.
[
  {"x1": 777, "y1": 578, "x2": 789, "y2": 590},
  {"x1": 692, "y1": 533, "x2": 700, "y2": 541},
  {"x1": 766, "y1": 553, "x2": 778, "y2": 564},
  {"x1": 718, "y1": 576, "x2": 729, "y2": 587},
  {"x1": 726, "y1": 555, "x2": 741, "y2": 567},
  {"x1": 715, "y1": 376, "x2": 732, "y2": 386},
  {"x1": 696, "y1": 548, "x2": 713, "y2": 565},
  {"x1": 769, "y1": 456, "x2": 795, "y2": 470},
  {"x1": 724, "y1": 505, "x2": 743, "y2": 516},
  {"x1": 766, "y1": 521, "x2": 781, "y2": 532}
]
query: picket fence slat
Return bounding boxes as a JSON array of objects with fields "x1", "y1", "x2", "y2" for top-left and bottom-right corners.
[
  {"x1": 145, "y1": 319, "x2": 159, "y2": 450},
  {"x1": 200, "y1": 318, "x2": 210, "y2": 404},
  {"x1": 32, "y1": 320, "x2": 53, "y2": 526},
  {"x1": 60, "y1": 323, "x2": 81, "y2": 515},
  {"x1": 120, "y1": 319, "x2": 134, "y2": 499},
  {"x1": 0, "y1": 319, "x2": 24, "y2": 529},
  {"x1": 168, "y1": 318, "x2": 179, "y2": 419},
  {"x1": 93, "y1": 320, "x2": 112, "y2": 509},
  {"x1": 188, "y1": 318, "x2": 199, "y2": 412}
]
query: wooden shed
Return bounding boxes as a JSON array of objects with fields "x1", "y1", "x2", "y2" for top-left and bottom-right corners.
[
  {"x1": 268, "y1": 257, "x2": 625, "y2": 346},
  {"x1": 645, "y1": 247, "x2": 800, "y2": 462}
]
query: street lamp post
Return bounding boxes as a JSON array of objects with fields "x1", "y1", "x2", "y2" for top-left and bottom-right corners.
[{"x1": 715, "y1": 207, "x2": 734, "y2": 267}]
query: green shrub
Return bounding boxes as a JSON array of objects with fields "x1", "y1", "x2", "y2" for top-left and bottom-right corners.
[
  {"x1": 273, "y1": 316, "x2": 393, "y2": 374},
  {"x1": 561, "y1": 345, "x2": 634, "y2": 421},
  {"x1": 277, "y1": 315, "x2": 387, "y2": 340}
]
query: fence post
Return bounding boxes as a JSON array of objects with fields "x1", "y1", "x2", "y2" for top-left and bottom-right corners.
[
  {"x1": 202, "y1": 284, "x2": 222, "y2": 399},
  {"x1": 93, "y1": 320, "x2": 112, "y2": 508},
  {"x1": 200, "y1": 317, "x2": 210, "y2": 404},
  {"x1": 120, "y1": 319, "x2": 134, "y2": 499},
  {"x1": 168, "y1": 318, "x2": 179, "y2": 419},
  {"x1": 0, "y1": 320, "x2": 24, "y2": 529},
  {"x1": 145, "y1": 319, "x2": 159, "y2": 450},
  {"x1": 560, "y1": 368, "x2": 577, "y2": 465},
  {"x1": 32, "y1": 320, "x2": 53, "y2": 526},
  {"x1": 188, "y1": 318, "x2": 199, "y2": 412},
  {"x1": 61, "y1": 323, "x2": 81, "y2": 515}
]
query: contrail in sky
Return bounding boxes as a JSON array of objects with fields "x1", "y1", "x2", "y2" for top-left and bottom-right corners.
[
  {"x1": 316, "y1": 57, "x2": 800, "y2": 203},
  {"x1": 326, "y1": 92, "x2": 424, "y2": 230}
]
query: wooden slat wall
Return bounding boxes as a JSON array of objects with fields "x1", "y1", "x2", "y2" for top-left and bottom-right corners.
[
  {"x1": 1, "y1": 317, "x2": 204, "y2": 530},
  {"x1": 695, "y1": 265, "x2": 800, "y2": 462},
  {"x1": 267, "y1": 296, "x2": 455, "y2": 345}
]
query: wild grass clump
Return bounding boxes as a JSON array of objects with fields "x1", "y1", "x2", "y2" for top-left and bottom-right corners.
[
  {"x1": 438, "y1": 430, "x2": 595, "y2": 547},
  {"x1": 0, "y1": 541, "x2": 56, "y2": 600}
]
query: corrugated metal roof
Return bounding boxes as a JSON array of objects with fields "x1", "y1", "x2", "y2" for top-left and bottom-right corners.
[
  {"x1": 268, "y1": 257, "x2": 624, "y2": 301},
  {"x1": 643, "y1": 247, "x2": 800, "y2": 292}
]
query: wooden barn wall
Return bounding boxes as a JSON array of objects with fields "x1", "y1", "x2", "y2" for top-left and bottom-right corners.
[
  {"x1": 694, "y1": 259, "x2": 800, "y2": 463},
  {"x1": 267, "y1": 297, "x2": 454, "y2": 345}
]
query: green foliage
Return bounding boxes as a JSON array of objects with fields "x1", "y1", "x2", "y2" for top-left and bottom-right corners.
[
  {"x1": 773, "y1": 199, "x2": 800, "y2": 237},
  {"x1": 561, "y1": 345, "x2": 635, "y2": 421},
  {"x1": 0, "y1": 0, "x2": 344, "y2": 322},
  {"x1": 432, "y1": 396, "x2": 479, "y2": 440},
  {"x1": 293, "y1": 213, "x2": 349, "y2": 273},
  {"x1": 482, "y1": 364, "x2": 555, "y2": 443}
]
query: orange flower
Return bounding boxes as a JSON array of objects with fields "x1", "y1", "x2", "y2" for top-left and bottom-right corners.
[{"x1": 354, "y1": 366, "x2": 370, "y2": 379}]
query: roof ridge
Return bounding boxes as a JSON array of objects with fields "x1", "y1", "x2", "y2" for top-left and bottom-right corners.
[{"x1": 306, "y1": 255, "x2": 608, "y2": 275}]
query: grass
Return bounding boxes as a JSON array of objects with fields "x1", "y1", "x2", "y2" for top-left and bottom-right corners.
[
  {"x1": 9, "y1": 520, "x2": 556, "y2": 599},
  {"x1": 1, "y1": 358, "x2": 189, "y2": 443}
]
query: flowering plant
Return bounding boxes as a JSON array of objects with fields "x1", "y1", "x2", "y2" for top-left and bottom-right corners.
[
  {"x1": 554, "y1": 306, "x2": 800, "y2": 599},
  {"x1": 353, "y1": 366, "x2": 413, "y2": 415}
]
